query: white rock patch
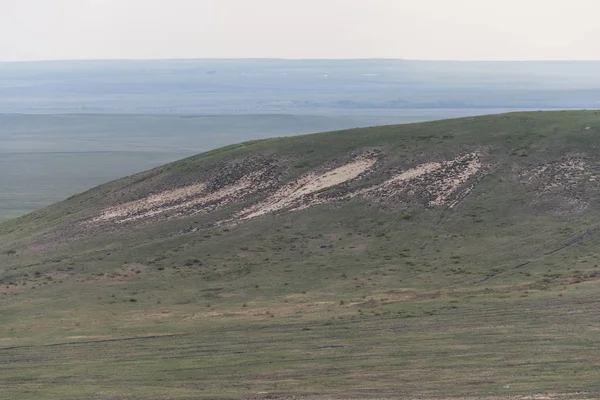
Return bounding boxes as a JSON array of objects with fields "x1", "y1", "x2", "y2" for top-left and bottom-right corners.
[
  {"x1": 86, "y1": 152, "x2": 485, "y2": 228},
  {"x1": 87, "y1": 169, "x2": 271, "y2": 225},
  {"x1": 236, "y1": 156, "x2": 377, "y2": 220},
  {"x1": 355, "y1": 153, "x2": 482, "y2": 207},
  {"x1": 88, "y1": 183, "x2": 207, "y2": 224}
]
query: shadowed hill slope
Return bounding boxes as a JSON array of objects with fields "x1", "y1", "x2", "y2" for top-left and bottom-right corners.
[{"x1": 2, "y1": 111, "x2": 600, "y2": 399}]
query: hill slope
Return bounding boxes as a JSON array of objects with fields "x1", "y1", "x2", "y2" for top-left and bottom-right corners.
[{"x1": 2, "y1": 111, "x2": 600, "y2": 399}]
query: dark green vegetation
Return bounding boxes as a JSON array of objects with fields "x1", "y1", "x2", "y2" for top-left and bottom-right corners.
[{"x1": 2, "y1": 111, "x2": 600, "y2": 399}]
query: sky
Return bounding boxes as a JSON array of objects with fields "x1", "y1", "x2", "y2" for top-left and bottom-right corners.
[{"x1": 1, "y1": 0, "x2": 599, "y2": 62}]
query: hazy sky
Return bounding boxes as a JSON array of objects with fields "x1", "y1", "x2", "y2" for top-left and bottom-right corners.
[{"x1": 1, "y1": 0, "x2": 599, "y2": 61}]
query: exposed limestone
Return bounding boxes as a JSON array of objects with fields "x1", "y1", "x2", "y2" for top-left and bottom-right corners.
[
  {"x1": 520, "y1": 157, "x2": 591, "y2": 194},
  {"x1": 86, "y1": 158, "x2": 278, "y2": 225},
  {"x1": 88, "y1": 183, "x2": 208, "y2": 224},
  {"x1": 236, "y1": 156, "x2": 377, "y2": 220},
  {"x1": 517, "y1": 156, "x2": 600, "y2": 214},
  {"x1": 86, "y1": 152, "x2": 486, "y2": 228},
  {"x1": 355, "y1": 152, "x2": 483, "y2": 208}
]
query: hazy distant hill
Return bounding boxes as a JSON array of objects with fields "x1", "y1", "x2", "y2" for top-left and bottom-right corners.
[
  {"x1": 1, "y1": 59, "x2": 600, "y2": 113},
  {"x1": 2, "y1": 111, "x2": 600, "y2": 399}
]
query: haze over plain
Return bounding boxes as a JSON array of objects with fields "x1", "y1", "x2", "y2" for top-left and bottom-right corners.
[{"x1": 1, "y1": 0, "x2": 600, "y2": 61}]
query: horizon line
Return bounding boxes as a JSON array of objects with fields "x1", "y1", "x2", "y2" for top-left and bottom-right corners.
[{"x1": 2, "y1": 57, "x2": 600, "y2": 64}]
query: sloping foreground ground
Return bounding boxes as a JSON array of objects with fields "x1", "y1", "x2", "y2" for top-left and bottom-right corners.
[{"x1": 2, "y1": 111, "x2": 600, "y2": 399}]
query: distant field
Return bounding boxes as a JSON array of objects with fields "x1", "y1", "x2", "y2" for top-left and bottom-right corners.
[
  {"x1": 0, "y1": 110, "x2": 534, "y2": 221},
  {"x1": 0, "y1": 151, "x2": 182, "y2": 221},
  {"x1": 2, "y1": 59, "x2": 600, "y2": 114}
]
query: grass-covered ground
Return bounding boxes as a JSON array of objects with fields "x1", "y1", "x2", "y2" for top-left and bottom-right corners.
[{"x1": 2, "y1": 111, "x2": 600, "y2": 399}]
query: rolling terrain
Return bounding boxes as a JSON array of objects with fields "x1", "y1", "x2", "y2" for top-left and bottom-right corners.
[
  {"x1": 2, "y1": 111, "x2": 600, "y2": 399},
  {"x1": 0, "y1": 113, "x2": 421, "y2": 221},
  {"x1": 5, "y1": 57, "x2": 600, "y2": 221}
]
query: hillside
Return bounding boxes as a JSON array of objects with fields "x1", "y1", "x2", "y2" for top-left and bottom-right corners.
[
  {"x1": 2, "y1": 111, "x2": 600, "y2": 399},
  {"x1": 0, "y1": 113, "x2": 416, "y2": 221}
]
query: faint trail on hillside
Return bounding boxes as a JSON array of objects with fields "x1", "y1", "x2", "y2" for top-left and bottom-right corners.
[
  {"x1": 415, "y1": 159, "x2": 494, "y2": 274},
  {"x1": 468, "y1": 227, "x2": 600, "y2": 286},
  {"x1": 420, "y1": 144, "x2": 524, "y2": 287},
  {"x1": 0, "y1": 333, "x2": 189, "y2": 352},
  {"x1": 545, "y1": 227, "x2": 600, "y2": 255}
]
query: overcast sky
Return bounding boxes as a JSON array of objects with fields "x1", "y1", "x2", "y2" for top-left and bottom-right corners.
[{"x1": 1, "y1": 0, "x2": 599, "y2": 61}]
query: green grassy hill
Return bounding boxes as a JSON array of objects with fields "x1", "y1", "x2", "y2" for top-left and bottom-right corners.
[{"x1": 2, "y1": 111, "x2": 600, "y2": 399}]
